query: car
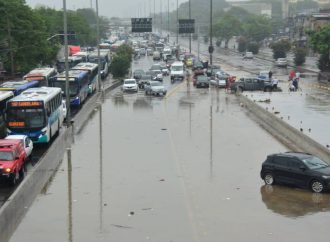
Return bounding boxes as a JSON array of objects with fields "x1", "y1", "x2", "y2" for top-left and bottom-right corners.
[
  {"x1": 195, "y1": 75, "x2": 209, "y2": 88},
  {"x1": 122, "y1": 79, "x2": 138, "y2": 92},
  {"x1": 149, "y1": 63, "x2": 161, "y2": 72},
  {"x1": 230, "y1": 77, "x2": 277, "y2": 93},
  {"x1": 133, "y1": 69, "x2": 145, "y2": 80},
  {"x1": 210, "y1": 74, "x2": 227, "y2": 88},
  {"x1": 139, "y1": 48, "x2": 146, "y2": 56},
  {"x1": 260, "y1": 152, "x2": 330, "y2": 193},
  {"x1": 5, "y1": 135, "x2": 33, "y2": 160},
  {"x1": 146, "y1": 48, "x2": 153, "y2": 56},
  {"x1": 152, "y1": 51, "x2": 161, "y2": 61},
  {"x1": 138, "y1": 75, "x2": 152, "y2": 89},
  {"x1": 170, "y1": 61, "x2": 185, "y2": 82},
  {"x1": 159, "y1": 62, "x2": 169, "y2": 76},
  {"x1": 144, "y1": 81, "x2": 167, "y2": 96},
  {"x1": 0, "y1": 139, "x2": 27, "y2": 185},
  {"x1": 243, "y1": 51, "x2": 254, "y2": 59},
  {"x1": 206, "y1": 65, "x2": 221, "y2": 77},
  {"x1": 276, "y1": 58, "x2": 288, "y2": 67}
]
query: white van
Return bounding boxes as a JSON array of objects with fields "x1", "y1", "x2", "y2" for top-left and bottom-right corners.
[{"x1": 170, "y1": 61, "x2": 185, "y2": 83}]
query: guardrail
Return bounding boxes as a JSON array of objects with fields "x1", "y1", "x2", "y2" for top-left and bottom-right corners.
[{"x1": 0, "y1": 79, "x2": 121, "y2": 242}]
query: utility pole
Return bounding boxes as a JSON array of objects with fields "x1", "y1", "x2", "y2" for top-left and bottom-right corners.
[
  {"x1": 6, "y1": 17, "x2": 14, "y2": 76},
  {"x1": 209, "y1": 0, "x2": 214, "y2": 65},
  {"x1": 96, "y1": 0, "x2": 102, "y2": 92},
  {"x1": 168, "y1": 0, "x2": 170, "y2": 42},
  {"x1": 63, "y1": 0, "x2": 70, "y2": 127},
  {"x1": 160, "y1": 0, "x2": 162, "y2": 34},
  {"x1": 176, "y1": 0, "x2": 178, "y2": 45},
  {"x1": 154, "y1": 0, "x2": 156, "y2": 27},
  {"x1": 189, "y1": 0, "x2": 191, "y2": 53}
]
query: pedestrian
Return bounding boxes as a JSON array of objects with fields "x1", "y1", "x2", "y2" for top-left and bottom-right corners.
[
  {"x1": 289, "y1": 69, "x2": 295, "y2": 81},
  {"x1": 268, "y1": 70, "x2": 273, "y2": 81},
  {"x1": 289, "y1": 79, "x2": 295, "y2": 92},
  {"x1": 292, "y1": 77, "x2": 298, "y2": 91},
  {"x1": 271, "y1": 77, "x2": 279, "y2": 89}
]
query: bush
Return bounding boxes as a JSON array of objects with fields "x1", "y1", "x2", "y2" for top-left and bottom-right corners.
[
  {"x1": 110, "y1": 44, "x2": 133, "y2": 78},
  {"x1": 270, "y1": 40, "x2": 291, "y2": 59},
  {"x1": 247, "y1": 42, "x2": 259, "y2": 54},
  {"x1": 294, "y1": 48, "x2": 307, "y2": 66},
  {"x1": 318, "y1": 53, "x2": 330, "y2": 72},
  {"x1": 237, "y1": 37, "x2": 247, "y2": 53},
  {"x1": 216, "y1": 39, "x2": 221, "y2": 47}
]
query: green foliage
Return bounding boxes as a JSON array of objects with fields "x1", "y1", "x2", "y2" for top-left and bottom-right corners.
[
  {"x1": 110, "y1": 44, "x2": 133, "y2": 78},
  {"x1": 243, "y1": 15, "x2": 271, "y2": 42},
  {"x1": 238, "y1": 37, "x2": 247, "y2": 53},
  {"x1": 213, "y1": 14, "x2": 241, "y2": 46},
  {"x1": 308, "y1": 24, "x2": 330, "y2": 71},
  {"x1": 318, "y1": 53, "x2": 330, "y2": 71},
  {"x1": 270, "y1": 40, "x2": 291, "y2": 59},
  {"x1": 247, "y1": 42, "x2": 259, "y2": 54},
  {"x1": 294, "y1": 48, "x2": 307, "y2": 66}
]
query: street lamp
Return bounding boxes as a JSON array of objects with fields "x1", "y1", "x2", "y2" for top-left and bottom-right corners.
[
  {"x1": 63, "y1": 0, "x2": 71, "y2": 127},
  {"x1": 189, "y1": 0, "x2": 191, "y2": 53},
  {"x1": 96, "y1": 0, "x2": 102, "y2": 92},
  {"x1": 209, "y1": 0, "x2": 214, "y2": 65}
]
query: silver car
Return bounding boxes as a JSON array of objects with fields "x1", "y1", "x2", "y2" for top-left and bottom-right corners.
[{"x1": 144, "y1": 81, "x2": 167, "y2": 96}]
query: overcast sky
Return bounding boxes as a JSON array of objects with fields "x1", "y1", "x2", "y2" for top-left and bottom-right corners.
[{"x1": 25, "y1": 0, "x2": 193, "y2": 18}]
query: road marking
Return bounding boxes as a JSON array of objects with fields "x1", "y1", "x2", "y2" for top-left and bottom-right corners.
[{"x1": 165, "y1": 80, "x2": 187, "y2": 99}]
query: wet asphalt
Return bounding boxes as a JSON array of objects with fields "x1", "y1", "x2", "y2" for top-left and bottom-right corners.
[{"x1": 10, "y1": 54, "x2": 330, "y2": 242}]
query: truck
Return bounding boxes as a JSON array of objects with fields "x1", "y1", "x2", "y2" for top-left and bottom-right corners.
[{"x1": 230, "y1": 77, "x2": 281, "y2": 93}]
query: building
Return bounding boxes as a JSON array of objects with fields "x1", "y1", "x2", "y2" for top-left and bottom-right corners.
[{"x1": 228, "y1": 1, "x2": 272, "y2": 18}]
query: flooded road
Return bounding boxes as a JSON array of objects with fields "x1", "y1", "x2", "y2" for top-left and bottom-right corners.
[{"x1": 10, "y1": 73, "x2": 330, "y2": 242}]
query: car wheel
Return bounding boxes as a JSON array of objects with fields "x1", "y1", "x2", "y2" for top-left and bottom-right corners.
[
  {"x1": 264, "y1": 86, "x2": 272, "y2": 92},
  {"x1": 310, "y1": 180, "x2": 324, "y2": 193},
  {"x1": 19, "y1": 166, "x2": 25, "y2": 180},
  {"x1": 10, "y1": 170, "x2": 20, "y2": 186},
  {"x1": 264, "y1": 173, "x2": 275, "y2": 185}
]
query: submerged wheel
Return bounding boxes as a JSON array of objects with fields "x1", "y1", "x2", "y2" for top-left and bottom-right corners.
[
  {"x1": 10, "y1": 170, "x2": 20, "y2": 186},
  {"x1": 264, "y1": 173, "x2": 275, "y2": 185},
  {"x1": 311, "y1": 180, "x2": 324, "y2": 193}
]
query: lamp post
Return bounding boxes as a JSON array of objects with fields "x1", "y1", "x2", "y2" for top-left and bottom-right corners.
[
  {"x1": 189, "y1": 0, "x2": 191, "y2": 53},
  {"x1": 63, "y1": 0, "x2": 70, "y2": 127},
  {"x1": 96, "y1": 0, "x2": 102, "y2": 92},
  {"x1": 209, "y1": 0, "x2": 213, "y2": 65},
  {"x1": 176, "y1": 0, "x2": 178, "y2": 45}
]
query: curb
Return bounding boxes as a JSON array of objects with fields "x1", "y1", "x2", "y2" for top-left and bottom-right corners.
[{"x1": 237, "y1": 94, "x2": 330, "y2": 163}]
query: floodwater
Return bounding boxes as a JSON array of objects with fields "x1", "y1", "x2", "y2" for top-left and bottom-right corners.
[
  {"x1": 8, "y1": 52, "x2": 330, "y2": 242},
  {"x1": 10, "y1": 79, "x2": 330, "y2": 242}
]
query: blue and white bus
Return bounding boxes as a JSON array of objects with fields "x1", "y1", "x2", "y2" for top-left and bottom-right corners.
[
  {"x1": 51, "y1": 70, "x2": 89, "y2": 107},
  {"x1": 5, "y1": 87, "x2": 64, "y2": 143},
  {"x1": 0, "y1": 80, "x2": 39, "y2": 96},
  {"x1": 71, "y1": 62, "x2": 99, "y2": 94}
]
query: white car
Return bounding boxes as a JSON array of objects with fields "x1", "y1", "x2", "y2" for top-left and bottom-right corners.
[
  {"x1": 276, "y1": 58, "x2": 288, "y2": 67},
  {"x1": 122, "y1": 79, "x2": 138, "y2": 92},
  {"x1": 5, "y1": 135, "x2": 33, "y2": 160}
]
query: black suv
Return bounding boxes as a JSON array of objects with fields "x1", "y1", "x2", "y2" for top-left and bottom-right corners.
[{"x1": 260, "y1": 152, "x2": 330, "y2": 193}]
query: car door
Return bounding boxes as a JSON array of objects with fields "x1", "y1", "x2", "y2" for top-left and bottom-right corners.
[
  {"x1": 244, "y1": 78, "x2": 254, "y2": 90},
  {"x1": 286, "y1": 158, "x2": 310, "y2": 187},
  {"x1": 272, "y1": 156, "x2": 291, "y2": 183}
]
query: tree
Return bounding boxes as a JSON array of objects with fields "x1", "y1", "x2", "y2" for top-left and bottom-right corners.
[
  {"x1": 308, "y1": 24, "x2": 330, "y2": 71},
  {"x1": 110, "y1": 44, "x2": 133, "y2": 78},
  {"x1": 243, "y1": 15, "x2": 271, "y2": 42},
  {"x1": 247, "y1": 42, "x2": 259, "y2": 54},
  {"x1": 270, "y1": 40, "x2": 291, "y2": 59},
  {"x1": 294, "y1": 48, "x2": 307, "y2": 66},
  {"x1": 213, "y1": 14, "x2": 241, "y2": 48},
  {"x1": 237, "y1": 36, "x2": 247, "y2": 53}
]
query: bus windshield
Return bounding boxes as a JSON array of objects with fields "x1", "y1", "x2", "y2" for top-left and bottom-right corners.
[
  {"x1": 52, "y1": 81, "x2": 79, "y2": 97},
  {"x1": 6, "y1": 108, "x2": 46, "y2": 130}
]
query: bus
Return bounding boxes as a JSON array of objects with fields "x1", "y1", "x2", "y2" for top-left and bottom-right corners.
[
  {"x1": 0, "y1": 80, "x2": 39, "y2": 96},
  {"x1": 5, "y1": 87, "x2": 64, "y2": 143},
  {"x1": 0, "y1": 91, "x2": 14, "y2": 138},
  {"x1": 51, "y1": 70, "x2": 89, "y2": 107},
  {"x1": 71, "y1": 62, "x2": 99, "y2": 94},
  {"x1": 23, "y1": 67, "x2": 57, "y2": 86},
  {"x1": 56, "y1": 56, "x2": 83, "y2": 73},
  {"x1": 72, "y1": 51, "x2": 89, "y2": 62},
  {"x1": 88, "y1": 50, "x2": 111, "y2": 79}
]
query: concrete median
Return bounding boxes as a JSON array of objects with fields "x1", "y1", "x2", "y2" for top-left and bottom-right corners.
[{"x1": 237, "y1": 94, "x2": 330, "y2": 163}]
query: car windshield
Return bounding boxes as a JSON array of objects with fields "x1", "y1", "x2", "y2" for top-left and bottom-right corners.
[
  {"x1": 302, "y1": 156, "x2": 329, "y2": 170},
  {"x1": 134, "y1": 70, "x2": 144, "y2": 75},
  {"x1": 172, "y1": 66, "x2": 183, "y2": 71},
  {"x1": 197, "y1": 76, "x2": 208, "y2": 81},
  {"x1": 151, "y1": 82, "x2": 161, "y2": 87},
  {"x1": 0, "y1": 151, "x2": 14, "y2": 161},
  {"x1": 124, "y1": 80, "x2": 136, "y2": 84}
]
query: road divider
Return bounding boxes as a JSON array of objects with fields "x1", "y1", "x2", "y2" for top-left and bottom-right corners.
[{"x1": 237, "y1": 94, "x2": 330, "y2": 163}]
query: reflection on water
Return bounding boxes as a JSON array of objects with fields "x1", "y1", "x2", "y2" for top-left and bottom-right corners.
[
  {"x1": 111, "y1": 93, "x2": 129, "y2": 107},
  {"x1": 133, "y1": 97, "x2": 152, "y2": 110},
  {"x1": 260, "y1": 185, "x2": 330, "y2": 218}
]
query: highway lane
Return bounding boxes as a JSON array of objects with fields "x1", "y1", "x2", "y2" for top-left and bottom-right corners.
[{"x1": 10, "y1": 54, "x2": 330, "y2": 242}]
